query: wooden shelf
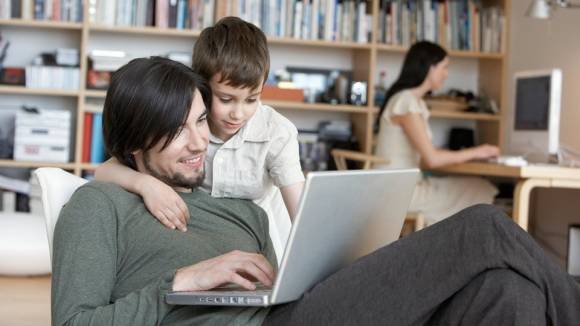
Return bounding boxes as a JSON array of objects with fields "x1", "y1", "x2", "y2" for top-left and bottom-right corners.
[
  {"x1": 78, "y1": 163, "x2": 99, "y2": 170},
  {"x1": 0, "y1": 18, "x2": 82, "y2": 29},
  {"x1": 0, "y1": 160, "x2": 76, "y2": 169},
  {"x1": 429, "y1": 110, "x2": 502, "y2": 121},
  {"x1": 376, "y1": 43, "x2": 504, "y2": 59},
  {"x1": 89, "y1": 24, "x2": 201, "y2": 37},
  {"x1": 85, "y1": 89, "x2": 107, "y2": 98},
  {"x1": 268, "y1": 37, "x2": 372, "y2": 49},
  {"x1": 264, "y1": 100, "x2": 375, "y2": 114},
  {"x1": 0, "y1": 86, "x2": 79, "y2": 97}
]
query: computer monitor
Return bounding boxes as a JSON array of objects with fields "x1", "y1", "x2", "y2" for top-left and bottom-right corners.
[{"x1": 509, "y1": 69, "x2": 562, "y2": 158}]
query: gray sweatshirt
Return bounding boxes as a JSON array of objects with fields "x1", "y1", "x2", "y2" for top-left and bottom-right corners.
[{"x1": 52, "y1": 181, "x2": 276, "y2": 326}]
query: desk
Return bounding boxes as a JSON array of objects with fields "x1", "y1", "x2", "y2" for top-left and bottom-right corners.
[{"x1": 432, "y1": 162, "x2": 580, "y2": 231}]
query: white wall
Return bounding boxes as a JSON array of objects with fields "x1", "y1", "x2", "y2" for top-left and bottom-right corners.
[
  {"x1": 507, "y1": 1, "x2": 580, "y2": 151},
  {"x1": 508, "y1": 0, "x2": 580, "y2": 266}
]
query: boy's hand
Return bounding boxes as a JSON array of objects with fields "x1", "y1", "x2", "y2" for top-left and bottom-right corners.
[{"x1": 137, "y1": 174, "x2": 189, "y2": 232}]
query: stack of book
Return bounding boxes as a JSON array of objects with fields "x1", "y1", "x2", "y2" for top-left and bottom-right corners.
[
  {"x1": 14, "y1": 108, "x2": 71, "y2": 163},
  {"x1": 0, "y1": 0, "x2": 83, "y2": 21},
  {"x1": 82, "y1": 110, "x2": 106, "y2": 164},
  {"x1": 89, "y1": 0, "x2": 215, "y2": 30},
  {"x1": 25, "y1": 65, "x2": 80, "y2": 90},
  {"x1": 377, "y1": 0, "x2": 504, "y2": 53},
  {"x1": 220, "y1": 0, "x2": 372, "y2": 43}
]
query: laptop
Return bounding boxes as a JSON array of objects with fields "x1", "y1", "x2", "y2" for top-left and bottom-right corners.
[{"x1": 166, "y1": 169, "x2": 419, "y2": 307}]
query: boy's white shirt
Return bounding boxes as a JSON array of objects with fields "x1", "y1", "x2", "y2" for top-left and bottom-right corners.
[{"x1": 201, "y1": 103, "x2": 305, "y2": 262}]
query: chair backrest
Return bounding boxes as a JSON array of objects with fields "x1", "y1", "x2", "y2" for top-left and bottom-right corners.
[
  {"x1": 33, "y1": 168, "x2": 88, "y2": 260},
  {"x1": 331, "y1": 149, "x2": 389, "y2": 170}
]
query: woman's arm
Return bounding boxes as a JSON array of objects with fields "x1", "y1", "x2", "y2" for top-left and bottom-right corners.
[
  {"x1": 94, "y1": 158, "x2": 189, "y2": 231},
  {"x1": 393, "y1": 113, "x2": 499, "y2": 169},
  {"x1": 280, "y1": 181, "x2": 304, "y2": 221}
]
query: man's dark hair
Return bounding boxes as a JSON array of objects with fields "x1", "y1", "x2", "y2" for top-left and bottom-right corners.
[
  {"x1": 103, "y1": 56, "x2": 211, "y2": 169},
  {"x1": 192, "y1": 16, "x2": 270, "y2": 90}
]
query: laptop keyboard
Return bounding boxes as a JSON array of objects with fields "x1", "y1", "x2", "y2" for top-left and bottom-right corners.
[{"x1": 211, "y1": 283, "x2": 272, "y2": 294}]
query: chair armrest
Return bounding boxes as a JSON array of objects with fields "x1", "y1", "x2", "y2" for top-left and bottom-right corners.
[{"x1": 331, "y1": 149, "x2": 390, "y2": 170}]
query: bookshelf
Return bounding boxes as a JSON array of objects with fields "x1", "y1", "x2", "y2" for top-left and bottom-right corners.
[{"x1": 0, "y1": 0, "x2": 510, "y2": 176}]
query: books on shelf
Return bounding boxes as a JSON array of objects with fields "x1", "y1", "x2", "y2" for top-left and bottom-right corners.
[
  {"x1": 89, "y1": 0, "x2": 215, "y2": 30},
  {"x1": 82, "y1": 111, "x2": 106, "y2": 164},
  {"x1": 221, "y1": 0, "x2": 372, "y2": 43},
  {"x1": 0, "y1": 0, "x2": 21, "y2": 19},
  {"x1": 1, "y1": 0, "x2": 84, "y2": 21},
  {"x1": 14, "y1": 107, "x2": 71, "y2": 163},
  {"x1": 378, "y1": 0, "x2": 504, "y2": 53},
  {"x1": 25, "y1": 65, "x2": 80, "y2": 90}
]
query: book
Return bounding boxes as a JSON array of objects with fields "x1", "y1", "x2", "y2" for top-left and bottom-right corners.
[
  {"x1": 82, "y1": 112, "x2": 93, "y2": 163},
  {"x1": 90, "y1": 113, "x2": 105, "y2": 164}
]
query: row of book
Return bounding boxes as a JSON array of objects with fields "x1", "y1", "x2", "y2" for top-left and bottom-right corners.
[
  {"x1": 89, "y1": 0, "x2": 215, "y2": 30},
  {"x1": 25, "y1": 65, "x2": 80, "y2": 90},
  {"x1": 82, "y1": 111, "x2": 106, "y2": 164},
  {"x1": 0, "y1": 0, "x2": 83, "y2": 21},
  {"x1": 377, "y1": 0, "x2": 504, "y2": 53},
  {"x1": 0, "y1": 171, "x2": 42, "y2": 215},
  {"x1": 220, "y1": 0, "x2": 372, "y2": 43}
]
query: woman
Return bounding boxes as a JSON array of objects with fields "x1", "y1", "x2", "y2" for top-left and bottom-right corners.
[{"x1": 374, "y1": 41, "x2": 499, "y2": 225}]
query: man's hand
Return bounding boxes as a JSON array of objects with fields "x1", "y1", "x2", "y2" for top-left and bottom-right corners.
[{"x1": 171, "y1": 251, "x2": 276, "y2": 292}]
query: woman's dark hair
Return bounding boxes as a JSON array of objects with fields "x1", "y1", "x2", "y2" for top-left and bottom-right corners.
[
  {"x1": 103, "y1": 56, "x2": 212, "y2": 169},
  {"x1": 376, "y1": 41, "x2": 447, "y2": 128}
]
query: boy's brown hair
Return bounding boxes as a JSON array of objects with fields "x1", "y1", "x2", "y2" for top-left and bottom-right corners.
[{"x1": 192, "y1": 16, "x2": 270, "y2": 91}]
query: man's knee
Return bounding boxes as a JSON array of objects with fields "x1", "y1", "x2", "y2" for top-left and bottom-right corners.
[{"x1": 454, "y1": 204, "x2": 512, "y2": 229}]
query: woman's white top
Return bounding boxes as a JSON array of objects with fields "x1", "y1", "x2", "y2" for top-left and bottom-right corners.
[
  {"x1": 374, "y1": 90, "x2": 432, "y2": 169},
  {"x1": 373, "y1": 90, "x2": 497, "y2": 225}
]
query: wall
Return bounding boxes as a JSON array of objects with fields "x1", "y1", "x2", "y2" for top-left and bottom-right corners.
[{"x1": 508, "y1": 0, "x2": 580, "y2": 266}]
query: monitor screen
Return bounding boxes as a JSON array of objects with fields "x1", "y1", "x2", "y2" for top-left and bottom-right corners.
[{"x1": 514, "y1": 76, "x2": 551, "y2": 130}]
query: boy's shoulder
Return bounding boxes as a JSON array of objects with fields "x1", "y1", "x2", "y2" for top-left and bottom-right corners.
[{"x1": 256, "y1": 103, "x2": 297, "y2": 135}]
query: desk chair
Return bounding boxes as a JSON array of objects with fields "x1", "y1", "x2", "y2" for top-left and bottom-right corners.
[
  {"x1": 331, "y1": 149, "x2": 425, "y2": 233},
  {"x1": 33, "y1": 168, "x2": 289, "y2": 263}
]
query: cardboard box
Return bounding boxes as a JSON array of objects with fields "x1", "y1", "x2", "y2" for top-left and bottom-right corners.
[{"x1": 261, "y1": 85, "x2": 304, "y2": 102}]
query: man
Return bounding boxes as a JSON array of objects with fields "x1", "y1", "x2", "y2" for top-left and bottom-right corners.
[{"x1": 52, "y1": 57, "x2": 580, "y2": 326}]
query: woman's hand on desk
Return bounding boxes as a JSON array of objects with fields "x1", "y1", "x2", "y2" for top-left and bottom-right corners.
[{"x1": 469, "y1": 144, "x2": 500, "y2": 161}]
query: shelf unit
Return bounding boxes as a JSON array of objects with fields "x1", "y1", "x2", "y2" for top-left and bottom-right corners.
[{"x1": 0, "y1": 0, "x2": 510, "y2": 175}]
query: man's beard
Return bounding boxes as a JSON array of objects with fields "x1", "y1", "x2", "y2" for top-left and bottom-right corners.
[{"x1": 142, "y1": 151, "x2": 205, "y2": 189}]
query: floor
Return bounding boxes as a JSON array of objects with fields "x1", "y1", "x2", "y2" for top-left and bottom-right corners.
[{"x1": 0, "y1": 276, "x2": 51, "y2": 326}]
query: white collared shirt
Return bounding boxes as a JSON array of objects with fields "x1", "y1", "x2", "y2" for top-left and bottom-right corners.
[
  {"x1": 201, "y1": 103, "x2": 305, "y2": 199},
  {"x1": 201, "y1": 103, "x2": 305, "y2": 261}
]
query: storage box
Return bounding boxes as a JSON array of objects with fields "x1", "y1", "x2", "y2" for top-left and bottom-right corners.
[
  {"x1": 14, "y1": 144, "x2": 69, "y2": 162},
  {"x1": 261, "y1": 85, "x2": 304, "y2": 102},
  {"x1": 14, "y1": 108, "x2": 71, "y2": 162},
  {"x1": 425, "y1": 97, "x2": 468, "y2": 112}
]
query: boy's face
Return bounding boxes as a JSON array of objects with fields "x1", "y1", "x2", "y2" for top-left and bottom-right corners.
[
  {"x1": 209, "y1": 74, "x2": 262, "y2": 141},
  {"x1": 133, "y1": 90, "x2": 209, "y2": 192}
]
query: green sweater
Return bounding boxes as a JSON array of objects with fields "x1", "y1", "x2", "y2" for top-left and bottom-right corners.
[{"x1": 52, "y1": 182, "x2": 277, "y2": 326}]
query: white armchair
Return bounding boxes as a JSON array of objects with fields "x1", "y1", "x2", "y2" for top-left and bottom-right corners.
[{"x1": 33, "y1": 167, "x2": 88, "y2": 261}]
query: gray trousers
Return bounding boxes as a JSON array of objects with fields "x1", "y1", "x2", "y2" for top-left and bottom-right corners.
[{"x1": 263, "y1": 204, "x2": 580, "y2": 325}]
